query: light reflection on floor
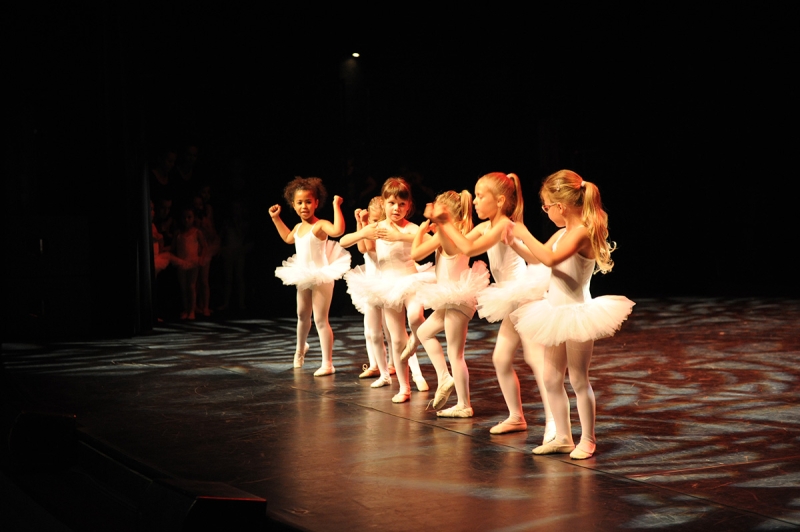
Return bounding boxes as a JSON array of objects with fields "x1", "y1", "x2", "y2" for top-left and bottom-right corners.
[{"x1": 2, "y1": 296, "x2": 800, "y2": 531}]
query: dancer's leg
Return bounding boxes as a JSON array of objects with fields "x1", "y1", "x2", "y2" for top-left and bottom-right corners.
[
  {"x1": 521, "y1": 336, "x2": 557, "y2": 442},
  {"x1": 417, "y1": 310, "x2": 449, "y2": 383},
  {"x1": 295, "y1": 288, "x2": 313, "y2": 365},
  {"x1": 543, "y1": 343, "x2": 570, "y2": 437},
  {"x1": 566, "y1": 339, "x2": 596, "y2": 458},
  {"x1": 405, "y1": 299, "x2": 429, "y2": 390},
  {"x1": 311, "y1": 282, "x2": 335, "y2": 374},
  {"x1": 381, "y1": 309, "x2": 394, "y2": 373},
  {"x1": 384, "y1": 306, "x2": 411, "y2": 400},
  {"x1": 491, "y1": 317, "x2": 524, "y2": 425},
  {"x1": 444, "y1": 309, "x2": 471, "y2": 408},
  {"x1": 363, "y1": 309, "x2": 378, "y2": 369},
  {"x1": 530, "y1": 342, "x2": 576, "y2": 454},
  {"x1": 365, "y1": 306, "x2": 389, "y2": 379},
  {"x1": 401, "y1": 298, "x2": 426, "y2": 360}
]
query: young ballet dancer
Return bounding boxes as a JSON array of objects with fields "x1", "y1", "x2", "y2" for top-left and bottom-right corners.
[
  {"x1": 432, "y1": 172, "x2": 553, "y2": 438},
  {"x1": 151, "y1": 200, "x2": 192, "y2": 276},
  {"x1": 192, "y1": 186, "x2": 219, "y2": 317},
  {"x1": 342, "y1": 177, "x2": 432, "y2": 402},
  {"x1": 174, "y1": 206, "x2": 207, "y2": 320},
  {"x1": 270, "y1": 177, "x2": 351, "y2": 376},
  {"x1": 412, "y1": 192, "x2": 490, "y2": 418},
  {"x1": 509, "y1": 169, "x2": 633, "y2": 459},
  {"x1": 341, "y1": 198, "x2": 392, "y2": 385}
]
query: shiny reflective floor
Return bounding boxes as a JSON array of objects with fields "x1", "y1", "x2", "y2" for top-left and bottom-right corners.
[{"x1": 2, "y1": 297, "x2": 800, "y2": 531}]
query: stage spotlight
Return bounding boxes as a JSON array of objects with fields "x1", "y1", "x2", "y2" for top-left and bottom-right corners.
[{"x1": 352, "y1": 53, "x2": 360, "y2": 57}]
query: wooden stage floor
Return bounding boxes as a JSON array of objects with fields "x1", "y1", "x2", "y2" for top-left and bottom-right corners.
[{"x1": 2, "y1": 297, "x2": 800, "y2": 531}]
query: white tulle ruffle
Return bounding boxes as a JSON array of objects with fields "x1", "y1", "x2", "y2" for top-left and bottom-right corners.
[
  {"x1": 510, "y1": 295, "x2": 635, "y2": 346},
  {"x1": 476, "y1": 264, "x2": 550, "y2": 322},
  {"x1": 275, "y1": 241, "x2": 351, "y2": 291},
  {"x1": 418, "y1": 260, "x2": 490, "y2": 313},
  {"x1": 345, "y1": 262, "x2": 434, "y2": 313}
]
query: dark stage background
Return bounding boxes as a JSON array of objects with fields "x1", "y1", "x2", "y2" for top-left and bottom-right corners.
[{"x1": 5, "y1": 6, "x2": 796, "y2": 340}]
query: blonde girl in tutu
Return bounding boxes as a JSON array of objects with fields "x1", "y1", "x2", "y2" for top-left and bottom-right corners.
[
  {"x1": 270, "y1": 177, "x2": 351, "y2": 376},
  {"x1": 412, "y1": 191, "x2": 490, "y2": 418},
  {"x1": 432, "y1": 172, "x2": 553, "y2": 438},
  {"x1": 510, "y1": 169, "x2": 634, "y2": 459}
]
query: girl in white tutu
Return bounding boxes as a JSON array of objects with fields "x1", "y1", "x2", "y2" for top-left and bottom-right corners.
[
  {"x1": 270, "y1": 177, "x2": 350, "y2": 376},
  {"x1": 341, "y1": 177, "x2": 432, "y2": 403},
  {"x1": 339, "y1": 196, "x2": 431, "y2": 392},
  {"x1": 432, "y1": 172, "x2": 553, "y2": 439},
  {"x1": 510, "y1": 169, "x2": 634, "y2": 459},
  {"x1": 412, "y1": 192, "x2": 490, "y2": 418}
]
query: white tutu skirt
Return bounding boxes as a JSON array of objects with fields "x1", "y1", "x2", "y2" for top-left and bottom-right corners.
[
  {"x1": 511, "y1": 295, "x2": 635, "y2": 346},
  {"x1": 345, "y1": 263, "x2": 435, "y2": 313},
  {"x1": 275, "y1": 241, "x2": 351, "y2": 291},
  {"x1": 476, "y1": 264, "x2": 551, "y2": 322},
  {"x1": 417, "y1": 261, "x2": 490, "y2": 317}
]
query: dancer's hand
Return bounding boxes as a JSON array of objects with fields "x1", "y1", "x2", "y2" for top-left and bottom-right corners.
[
  {"x1": 419, "y1": 219, "x2": 432, "y2": 233},
  {"x1": 268, "y1": 205, "x2": 281, "y2": 218},
  {"x1": 423, "y1": 202, "x2": 434, "y2": 220},
  {"x1": 362, "y1": 222, "x2": 379, "y2": 240},
  {"x1": 431, "y1": 202, "x2": 450, "y2": 224},
  {"x1": 332, "y1": 195, "x2": 343, "y2": 207},
  {"x1": 376, "y1": 225, "x2": 402, "y2": 242}
]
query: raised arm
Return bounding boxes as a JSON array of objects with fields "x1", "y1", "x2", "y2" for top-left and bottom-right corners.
[
  {"x1": 376, "y1": 221, "x2": 417, "y2": 243},
  {"x1": 512, "y1": 222, "x2": 590, "y2": 267},
  {"x1": 410, "y1": 219, "x2": 439, "y2": 262},
  {"x1": 502, "y1": 225, "x2": 541, "y2": 265},
  {"x1": 314, "y1": 195, "x2": 346, "y2": 238},
  {"x1": 269, "y1": 204, "x2": 295, "y2": 244},
  {"x1": 436, "y1": 217, "x2": 509, "y2": 258},
  {"x1": 339, "y1": 223, "x2": 377, "y2": 253}
]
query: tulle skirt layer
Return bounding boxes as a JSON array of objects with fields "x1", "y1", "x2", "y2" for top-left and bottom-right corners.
[
  {"x1": 510, "y1": 295, "x2": 635, "y2": 346},
  {"x1": 476, "y1": 264, "x2": 551, "y2": 322},
  {"x1": 274, "y1": 241, "x2": 351, "y2": 291},
  {"x1": 345, "y1": 263, "x2": 435, "y2": 313},
  {"x1": 417, "y1": 261, "x2": 490, "y2": 318}
]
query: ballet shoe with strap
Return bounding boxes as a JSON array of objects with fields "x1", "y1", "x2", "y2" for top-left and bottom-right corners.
[
  {"x1": 370, "y1": 374, "x2": 392, "y2": 388},
  {"x1": 437, "y1": 405, "x2": 473, "y2": 418},
  {"x1": 570, "y1": 440, "x2": 596, "y2": 460},
  {"x1": 313, "y1": 365, "x2": 335, "y2": 377},
  {"x1": 413, "y1": 374, "x2": 429, "y2": 392},
  {"x1": 359, "y1": 364, "x2": 380, "y2": 379},
  {"x1": 391, "y1": 391, "x2": 411, "y2": 403},
  {"x1": 430, "y1": 374, "x2": 455, "y2": 410},
  {"x1": 399, "y1": 336, "x2": 417, "y2": 362},
  {"x1": 489, "y1": 418, "x2": 528, "y2": 435},
  {"x1": 294, "y1": 342, "x2": 309, "y2": 368},
  {"x1": 532, "y1": 436, "x2": 575, "y2": 455}
]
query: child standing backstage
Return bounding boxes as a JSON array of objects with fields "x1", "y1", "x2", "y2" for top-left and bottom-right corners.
[
  {"x1": 270, "y1": 177, "x2": 351, "y2": 376},
  {"x1": 175, "y1": 206, "x2": 207, "y2": 320}
]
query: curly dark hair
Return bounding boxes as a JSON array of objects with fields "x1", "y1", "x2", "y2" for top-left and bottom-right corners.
[{"x1": 283, "y1": 176, "x2": 327, "y2": 208}]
